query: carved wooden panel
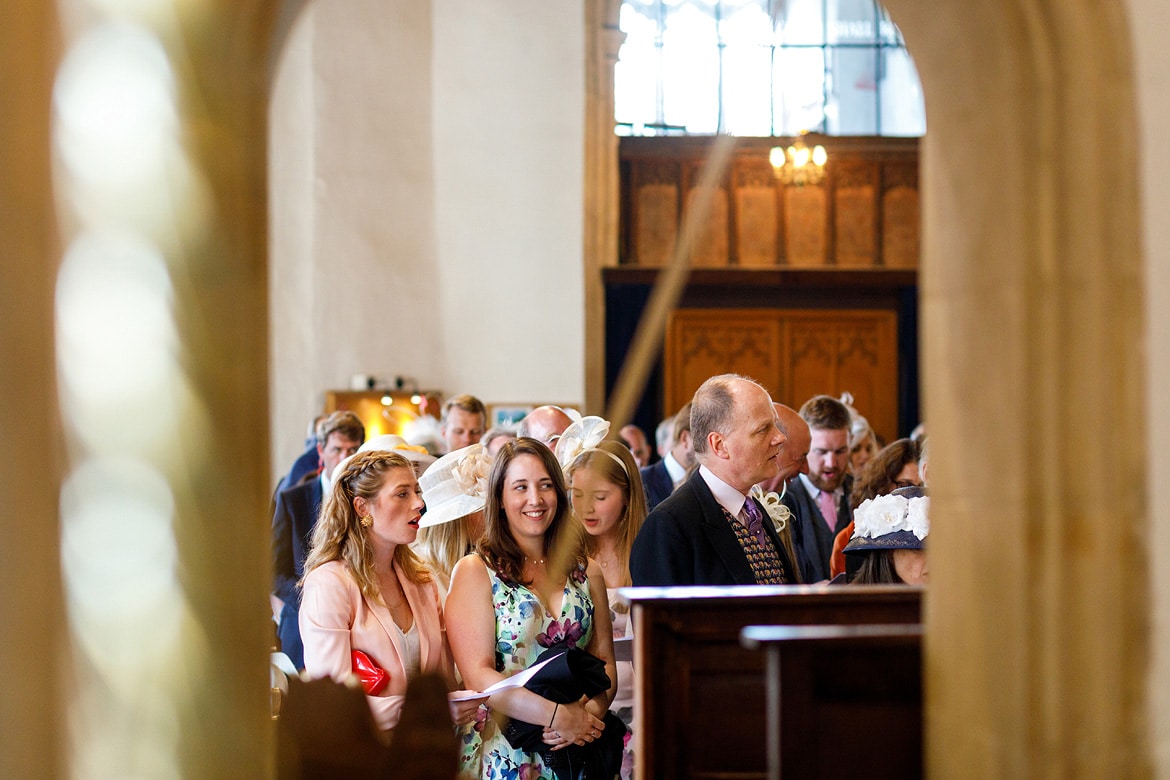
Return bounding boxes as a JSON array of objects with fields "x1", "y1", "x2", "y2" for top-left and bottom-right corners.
[
  {"x1": 833, "y1": 160, "x2": 878, "y2": 267},
  {"x1": 620, "y1": 137, "x2": 918, "y2": 270},
  {"x1": 633, "y1": 161, "x2": 680, "y2": 266},
  {"x1": 666, "y1": 309, "x2": 899, "y2": 443},
  {"x1": 735, "y1": 161, "x2": 779, "y2": 267},
  {"x1": 683, "y1": 183, "x2": 730, "y2": 267},
  {"x1": 784, "y1": 186, "x2": 828, "y2": 267},
  {"x1": 666, "y1": 312, "x2": 782, "y2": 405},
  {"x1": 883, "y1": 186, "x2": 919, "y2": 268}
]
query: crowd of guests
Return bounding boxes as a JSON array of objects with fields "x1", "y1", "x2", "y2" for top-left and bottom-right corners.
[{"x1": 270, "y1": 380, "x2": 929, "y2": 779}]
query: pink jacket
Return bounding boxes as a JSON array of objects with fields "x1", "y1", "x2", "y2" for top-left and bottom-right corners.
[{"x1": 299, "y1": 559, "x2": 455, "y2": 730}]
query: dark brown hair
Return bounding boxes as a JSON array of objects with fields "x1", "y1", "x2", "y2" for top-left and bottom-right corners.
[
  {"x1": 477, "y1": 438, "x2": 586, "y2": 585},
  {"x1": 849, "y1": 438, "x2": 920, "y2": 510},
  {"x1": 850, "y1": 549, "x2": 903, "y2": 585},
  {"x1": 316, "y1": 410, "x2": 366, "y2": 447},
  {"x1": 798, "y1": 394, "x2": 851, "y2": 432}
]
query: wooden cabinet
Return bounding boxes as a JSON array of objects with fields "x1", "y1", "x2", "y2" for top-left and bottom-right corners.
[{"x1": 664, "y1": 308, "x2": 899, "y2": 443}]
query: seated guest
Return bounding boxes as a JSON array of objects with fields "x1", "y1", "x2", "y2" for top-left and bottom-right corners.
[
  {"x1": 565, "y1": 432, "x2": 647, "y2": 777},
  {"x1": 272, "y1": 410, "x2": 364, "y2": 669},
  {"x1": 446, "y1": 438, "x2": 615, "y2": 779},
  {"x1": 481, "y1": 426, "x2": 517, "y2": 458},
  {"x1": 782, "y1": 395, "x2": 854, "y2": 583},
  {"x1": 639, "y1": 402, "x2": 694, "y2": 510},
  {"x1": 517, "y1": 405, "x2": 574, "y2": 448},
  {"x1": 281, "y1": 414, "x2": 326, "y2": 490},
  {"x1": 618, "y1": 424, "x2": 652, "y2": 468},
  {"x1": 299, "y1": 450, "x2": 482, "y2": 732},
  {"x1": 751, "y1": 403, "x2": 813, "y2": 583},
  {"x1": 441, "y1": 394, "x2": 488, "y2": 454},
  {"x1": 830, "y1": 438, "x2": 921, "y2": 579},
  {"x1": 844, "y1": 486, "x2": 929, "y2": 585},
  {"x1": 415, "y1": 443, "x2": 493, "y2": 597},
  {"x1": 630, "y1": 375, "x2": 796, "y2": 587},
  {"x1": 654, "y1": 416, "x2": 673, "y2": 460}
]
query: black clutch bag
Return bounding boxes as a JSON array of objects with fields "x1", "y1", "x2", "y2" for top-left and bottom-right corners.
[{"x1": 500, "y1": 645, "x2": 626, "y2": 780}]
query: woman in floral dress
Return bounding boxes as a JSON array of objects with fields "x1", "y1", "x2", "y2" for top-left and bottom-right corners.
[{"x1": 447, "y1": 438, "x2": 616, "y2": 779}]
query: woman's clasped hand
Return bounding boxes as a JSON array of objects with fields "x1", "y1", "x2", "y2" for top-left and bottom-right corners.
[{"x1": 542, "y1": 698, "x2": 606, "y2": 749}]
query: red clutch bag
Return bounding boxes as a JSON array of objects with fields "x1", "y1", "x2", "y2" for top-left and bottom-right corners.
[{"x1": 351, "y1": 649, "x2": 390, "y2": 695}]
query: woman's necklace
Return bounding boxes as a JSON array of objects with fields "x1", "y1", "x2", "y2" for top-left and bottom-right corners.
[{"x1": 524, "y1": 555, "x2": 546, "y2": 566}]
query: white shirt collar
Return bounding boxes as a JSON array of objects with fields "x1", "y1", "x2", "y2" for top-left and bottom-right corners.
[
  {"x1": 699, "y1": 465, "x2": 747, "y2": 518},
  {"x1": 663, "y1": 451, "x2": 687, "y2": 486}
]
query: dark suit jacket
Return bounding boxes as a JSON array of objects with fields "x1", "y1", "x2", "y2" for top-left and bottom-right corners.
[
  {"x1": 272, "y1": 477, "x2": 324, "y2": 668},
  {"x1": 630, "y1": 470, "x2": 796, "y2": 587},
  {"x1": 782, "y1": 476, "x2": 853, "y2": 584},
  {"x1": 639, "y1": 461, "x2": 674, "y2": 510}
]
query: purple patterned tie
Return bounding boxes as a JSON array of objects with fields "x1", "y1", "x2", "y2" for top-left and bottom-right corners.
[{"x1": 741, "y1": 497, "x2": 770, "y2": 548}]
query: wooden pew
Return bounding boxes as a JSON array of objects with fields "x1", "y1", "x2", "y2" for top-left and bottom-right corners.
[{"x1": 621, "y1": 584, "x2": 922, "y2": 780}]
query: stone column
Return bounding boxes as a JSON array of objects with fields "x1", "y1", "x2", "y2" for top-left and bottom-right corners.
[
  {"x1": 583, "y1": 0, "x2": 625, "y2": 412},
  {"x1": 885, "y1": 0, "x2": 1150, "y2": 774},
  {"x1": 48, "y1": 2, "x2": 280, "y2": 777}
]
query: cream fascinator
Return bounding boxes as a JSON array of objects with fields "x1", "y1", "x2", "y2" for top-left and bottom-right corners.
[
  {"x1": 554, "y1": 415, "x2": 613, "y2": 474},
  {"x1": 417, "y1": 443, "x2": 492, "y2": 528}
]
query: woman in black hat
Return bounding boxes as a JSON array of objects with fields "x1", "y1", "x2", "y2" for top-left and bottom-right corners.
[{"x1": 844, "y1": 486, "x2": 929, "y2": 585}]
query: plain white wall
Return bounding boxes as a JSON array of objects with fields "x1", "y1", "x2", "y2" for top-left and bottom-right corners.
[
  {"x1": 268, "y1": 0, "x2": 585, "y2": 480},
  {"x1": 432, "y1": 0, "x2": 586, "y2": 406}
]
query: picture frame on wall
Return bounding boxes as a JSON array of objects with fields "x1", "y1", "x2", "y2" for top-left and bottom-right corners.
[
  {"x1": 489, "y1": 405, "x2": 532, "y2": 428},
  {"x1": 486, "y1": 403, "x2": 582, "y2": 430}
]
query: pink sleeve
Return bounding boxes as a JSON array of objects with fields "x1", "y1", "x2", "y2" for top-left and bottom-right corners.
[{"x1": 299, "y1": 564, "x2": 357, "y2": 684}]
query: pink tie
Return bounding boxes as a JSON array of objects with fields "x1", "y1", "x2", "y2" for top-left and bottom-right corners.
[{"x1": 817, "y1": 489, "x2": 837, "y2": 532}]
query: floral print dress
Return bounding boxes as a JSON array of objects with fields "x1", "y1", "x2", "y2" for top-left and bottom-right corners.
[{"x1": 458, "y1": 562, "x2": 595, "y2": 780}]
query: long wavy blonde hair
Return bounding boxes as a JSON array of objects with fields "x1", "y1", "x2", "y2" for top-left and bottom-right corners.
[
  {"x1": 301, "y1": 450, "x2": 430, "y2": 604},
  {"x1": 567, "y1": 440, "x2": 647, "y2": 609},
  {"x1": 413, "y1": 512, "x2": 482, "y2": 592}
]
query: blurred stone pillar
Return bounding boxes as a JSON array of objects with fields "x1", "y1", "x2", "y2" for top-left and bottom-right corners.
[
  {"x1": 48, "y1": 2, "x2": 281, "y2": 777},
  {"x1": 885, "y1": 0, "x2": 1150, "y2": 774}
]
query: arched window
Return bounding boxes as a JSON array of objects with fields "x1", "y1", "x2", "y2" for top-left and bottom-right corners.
[{"x1": 615, "y1": 0, "x2": 925, "y2": 136}]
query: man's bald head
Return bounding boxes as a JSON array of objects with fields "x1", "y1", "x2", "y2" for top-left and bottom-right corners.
[
  {"x1": 518, "y1": 405, "x2": 573, "y2": 447},
  {"x1": 756, "y1": 403, "x2": 811, "y2": 493}
]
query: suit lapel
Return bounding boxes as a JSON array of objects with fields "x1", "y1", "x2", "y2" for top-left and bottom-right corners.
[{"x1": 689, "y1": 474, "x2": 757, "y2": 585}]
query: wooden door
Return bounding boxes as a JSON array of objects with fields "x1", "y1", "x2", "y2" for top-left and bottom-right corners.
[{"x1": 664, "y1": 309, "x2": 899, "y2": 443}]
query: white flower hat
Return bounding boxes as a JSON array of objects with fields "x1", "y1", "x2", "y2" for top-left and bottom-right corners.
[{"x1": 843, "y1": 486, "x2": 929, "y2": 555}]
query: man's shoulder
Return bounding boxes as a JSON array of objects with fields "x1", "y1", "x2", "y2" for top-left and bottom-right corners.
[
  {"x1": 783, "y1": 477, "x2": 812, "y2": 501},
  {"x1": 276, "y1": 478, "x2": 321, "y2": 512},
  {"x1": 639, "y1": 461, "x2": 667, "y2": 481},
  {"x1": 646, "y1": 473, "x2": 709, "y2": 519}
]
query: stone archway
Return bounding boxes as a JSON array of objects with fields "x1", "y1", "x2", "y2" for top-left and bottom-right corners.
[{"x1": 0, "y1": 0, "x2": 1150, "y2": 776}]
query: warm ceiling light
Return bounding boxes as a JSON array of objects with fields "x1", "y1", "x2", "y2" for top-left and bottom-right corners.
[{"x1": 770, "y1": 130, "x2": 827, "y2": 186}]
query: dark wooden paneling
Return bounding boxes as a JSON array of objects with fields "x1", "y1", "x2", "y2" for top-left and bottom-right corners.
[
  {"x1": 619, "y1": 136, "x2": 919, "y2": 269},
  {"x1": 665, "y1": 309, "x2": 899, "y2": 444},
  {"x1": 624, "y1": 586, "x2": 921, "y2": 780}
]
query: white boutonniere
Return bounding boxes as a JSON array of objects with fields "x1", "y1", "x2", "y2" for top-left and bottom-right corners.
[{"x1": 749, "y1": 484, "x2": 793, "y2": 532}]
